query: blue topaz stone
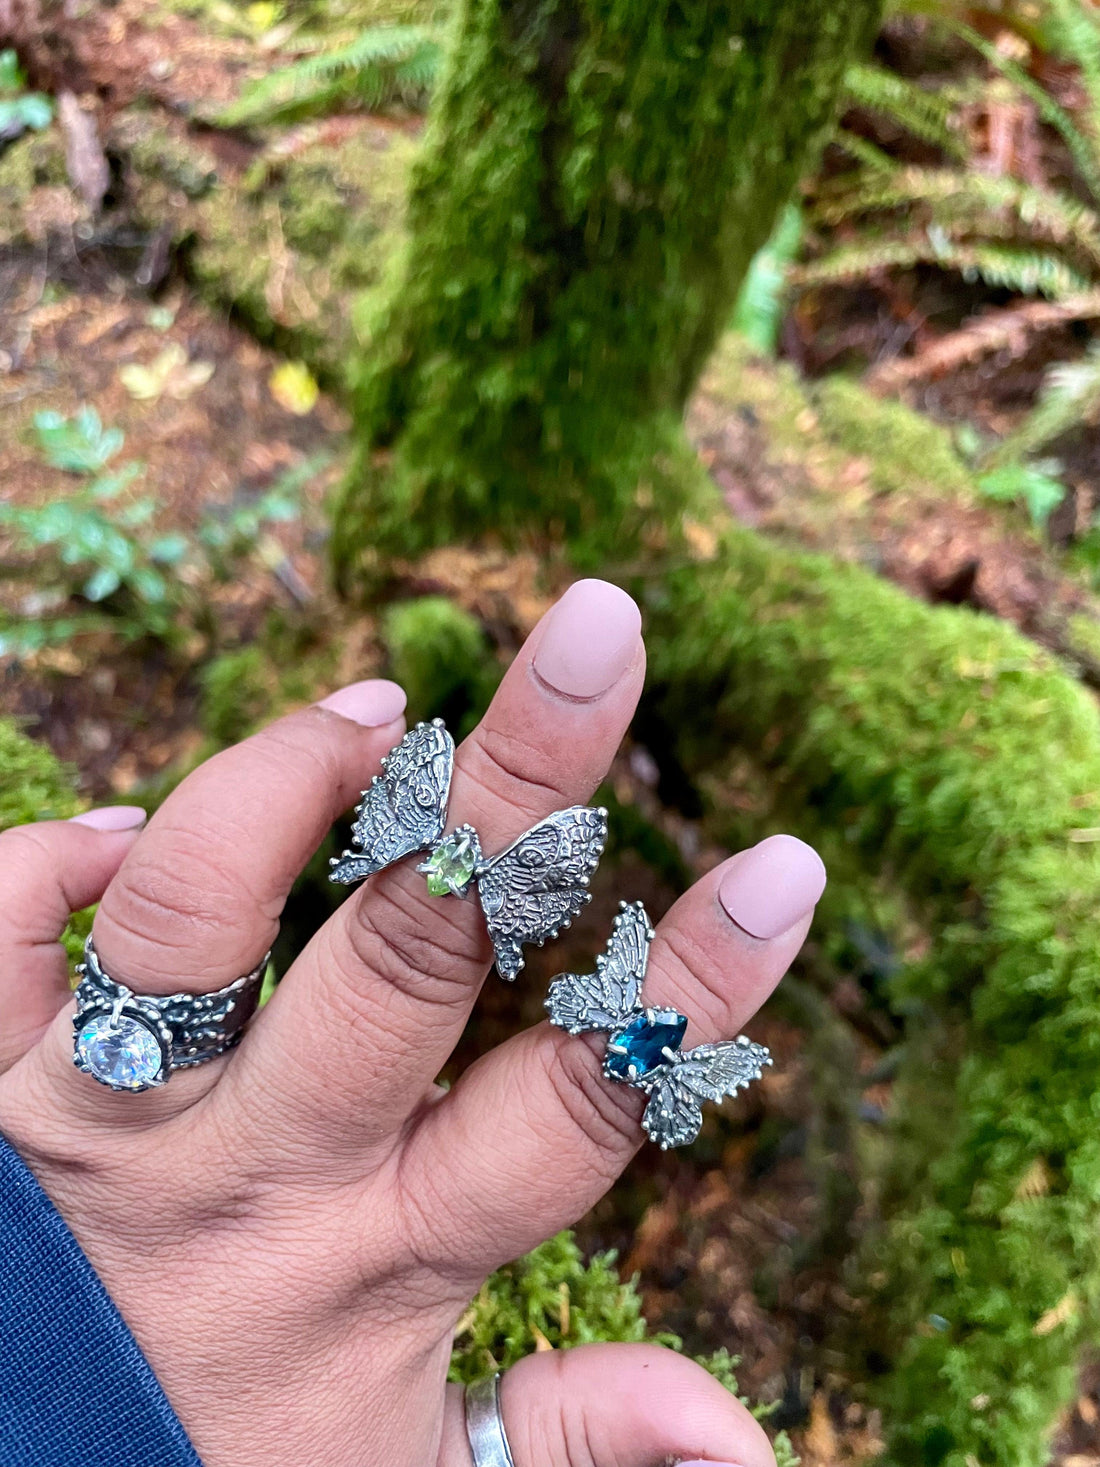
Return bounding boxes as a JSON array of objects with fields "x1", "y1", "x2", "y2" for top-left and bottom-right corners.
[
  {"x1": 605, "y1": 1008, "x2": 688, "y2": 1083},
  {"x1": 76, "y1": 1012, "x2": 166, "y2": 1090}
]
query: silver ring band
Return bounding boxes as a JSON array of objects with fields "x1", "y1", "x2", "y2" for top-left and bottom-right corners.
[
  {"x1": 72, "y1": 935, "x2": 269, "y2": 1092},
  {"x1": 464, "y1": 1374, "x2": 516, "y2": 1467}
]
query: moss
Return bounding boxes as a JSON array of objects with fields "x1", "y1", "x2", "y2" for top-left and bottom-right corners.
[
  {"x1": 381, "y1": 595, "x2": 500, "y2": 733},
  {"x1": 115, "y1": 114, "x2": 416, "y2": 380},
  {"x1": 451, "y1": 1230, "x2": 797, "y2": 1467},
  {"x1": 637, "y1": 508, "x2": 1100, "y2": 1467},
  {"x1": 199, "y1": 646, "x2": 278, "y2": 747},
  {"x1": 0, "y1": 719, "x2": 92, "y2": 961},
  {"x1": 811, "y1": 375, "x2": 975, "y2": 500},
  {"x1": 0, "y1": 719, "x2": 80, "y2": 829},
  {"x1": 333, "y1": 0, "x2": 883, "y2": 575}
]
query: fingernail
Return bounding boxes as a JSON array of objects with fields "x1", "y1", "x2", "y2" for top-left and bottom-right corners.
[
  {"x1": 317, "y1": 679, "x2": 407, "y2": 727},
  {"x1": 718, "y1": 833, "x2": 826, "y2": 940},
  {"x1": 533, "y1": 579, "x2": 641, "y2": 698},
  {"x1": 677, "y1": 1460, "x2": 747, "y2": 1466},
  {"x1": 69, "y1": 805, "x2": 147, "y2": 831}
]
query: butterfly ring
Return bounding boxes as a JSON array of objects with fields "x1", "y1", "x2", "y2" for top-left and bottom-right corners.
[
  {"x1": 546, "y1": 901, "x2": 771, "y2": 1148},
  {"x1": 329, "y1": 720, "x2": 609, "y2": 980}
]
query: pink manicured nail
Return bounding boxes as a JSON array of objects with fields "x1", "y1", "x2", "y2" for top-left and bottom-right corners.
[
  {"x1": 718, "y1": 833, "x2": 826, "y2": 940},
  {"x1": 533, "y1": 579, "x2": 641, "y2": 698},
  {"x1": 678, "y1": 1460, "x2": 747, "y2": 1466},
  {"x1": 317, "y1": 679, "x2": 407, "y2": 727},
  {"x1": 70, "y1": 806, "x2": 147, "y2": 831}
]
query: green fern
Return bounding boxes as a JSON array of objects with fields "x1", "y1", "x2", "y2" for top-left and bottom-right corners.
[
  {"x1": 843, "y1": 61, "x2": 965, "y2": 156},
  {"x1": 989, "y1": 340, "x2": 1100, "y2": 461},
  {"x1": 803, "y1": 1, "x2": 1100, "y2": 481},
  {"x1": 813, "y1": 167, "x2": 1100, "y2": 270},
  {"x1": 217, "y1": 24, "x2": 443, "y2": 127},
  {"x1": 797, "y1": 234, "x2": 1092, "y2": 298}
]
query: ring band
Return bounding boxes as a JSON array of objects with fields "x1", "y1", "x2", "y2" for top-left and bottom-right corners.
[
  {"x1": 464, "y1": 1374, "x2": 516, "y2": 1467},
  {"x1": 72, "y1": 935, "x2": 269, "y2": 1092}
]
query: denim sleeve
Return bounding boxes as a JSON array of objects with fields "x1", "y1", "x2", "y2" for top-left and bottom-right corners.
[{"x1": 0, "y1": 1132, "x2": 204, "y2": 1467}]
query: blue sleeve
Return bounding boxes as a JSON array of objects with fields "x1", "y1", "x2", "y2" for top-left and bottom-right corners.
[{"x1": 0, "y1": 1132, "x2": 204, "y2": 1467}]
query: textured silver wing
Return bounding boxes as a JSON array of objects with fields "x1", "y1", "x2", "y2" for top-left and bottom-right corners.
[
  {"x1": 329, "y1": 719, "x2": 454, "y2": 885},
  {"x1": 642, "y1": 1076, "x2": 704, "y2": 1150},
  {"x1": 642, "y1": 1037, "x2": 771, "y2": 1150},
  {"x1": 545, "y1": 900, "x2": 652, "y2": 1033},
  {"x1": 476, "y1": 806, "x2": 608, "y2": 980}
]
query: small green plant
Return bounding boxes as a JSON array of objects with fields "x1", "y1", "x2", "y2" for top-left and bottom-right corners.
[
  {"x1": 449, "y1": 1231, "x2": 798, "y2": 1467},
  {"x1": 731, "y1": 202, "x2": 803, "y2": 355},
  {"x1": 0, "y1": 49, "x2": 52, "y2": 141},
  {"x1": 216, "y1": 24, "x2": 443, "y2": 127},
  {"x1": 0, "y1": 408, "x2": 178, "y2": 653},
  {"x1": 0, "y1": 408, "x2": 325, "y2": 657}
]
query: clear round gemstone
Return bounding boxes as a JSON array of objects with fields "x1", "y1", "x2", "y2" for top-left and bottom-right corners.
[{"x1": 77, "y1": 1013, "x2": 165, "y2": 1089}]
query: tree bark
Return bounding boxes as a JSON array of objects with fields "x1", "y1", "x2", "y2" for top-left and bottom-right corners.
[{"x1": 332, "y1": 0, "x2": 882, "y2": 583}]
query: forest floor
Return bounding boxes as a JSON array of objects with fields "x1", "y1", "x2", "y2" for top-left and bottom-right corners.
[{"x1": 2, "y1": 3, "x2": 1100, "y2": 1463}]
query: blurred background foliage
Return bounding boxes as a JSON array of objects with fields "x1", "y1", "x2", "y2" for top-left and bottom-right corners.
[{"x1": 4, "y1": 0, "x2": 1100, "y2": 1464}]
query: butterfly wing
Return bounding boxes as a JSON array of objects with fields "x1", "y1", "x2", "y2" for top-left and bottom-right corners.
[
  {"x1": 641, "y1": 1037, "x2": 771, "y2": 1150},
  {"x1": 546, "y1": 900, "x2": 652, "y2": 1033},
  {"x1": 476, "y1": 805, "x2": 608, "y2": 979},
  {"x1": 329, "y1": 720, "x2": 454, "y2": 885},
  {"x1": 642, "y1": 1073, "x2": 704, "y2": 1150},
  {"x1": 673, "y1": 1037, "x2": 772, "y2": 1102}
]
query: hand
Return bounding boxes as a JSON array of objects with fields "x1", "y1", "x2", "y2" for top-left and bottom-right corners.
[{"x1": 0, "y1": 579, "x2": 825, "y2": 1467}]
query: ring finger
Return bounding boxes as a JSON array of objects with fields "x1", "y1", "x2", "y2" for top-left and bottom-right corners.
[{"x1": 396, "y1": 835, "x2": 826, "y2": 1276}]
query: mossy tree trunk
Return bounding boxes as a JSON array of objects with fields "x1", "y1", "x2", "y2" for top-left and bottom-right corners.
[{"x1": 332, "y1": 0, "x2": 881, "y2": 579}]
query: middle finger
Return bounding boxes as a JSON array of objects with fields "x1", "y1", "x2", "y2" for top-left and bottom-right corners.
[{"x1": 242, "y1": 579, "x2": 644, "y2": 1155}]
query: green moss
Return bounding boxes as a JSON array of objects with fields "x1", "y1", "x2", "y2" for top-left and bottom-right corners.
[
  {"x1": 333, "y1": 0, "x2": 883, "y2": 574},
  {"x1": 0, "y1": 719, "x2": 79, "y2": 829},
  {"x1": 451, "y1": 1230, "x2": 797, "y2": 1467},
  {"x1": 199, "y1": 646, "x2": 278, "y2": 746},
  {"x1": 117, "y1": 114, "x2": 415, "y2": 380},
  {"x1": 638, "y1": 511, "x2": 1100, "y2": 1467},
  {"x1": 0, "y1": 719, "x2": 91, "y2": 961},
  {"x1": 811, "y1": 376, "x2": 975, "y2": 500},
  {"x1": 381, "y1": 595, "x2": 500, "y2": 732}
]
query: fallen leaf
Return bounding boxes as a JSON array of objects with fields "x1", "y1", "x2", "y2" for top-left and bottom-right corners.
[
  {"x1": 120, "y1": 344, "x2": 215, "y2": 401},
  {"x1": 269, "y1": 360, "x2": 319, "y2": 415}
]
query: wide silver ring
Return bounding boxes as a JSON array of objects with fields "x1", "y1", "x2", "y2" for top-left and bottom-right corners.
[
  {"x1": 72, "y1": 935, "x2": 269, "y2": 1092},
  {"x1": 464, "y1": 1374, "x2": 516, "y2": 1467}
]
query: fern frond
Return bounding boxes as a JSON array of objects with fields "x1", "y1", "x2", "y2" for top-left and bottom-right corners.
[
  {"x1": 946, "y1": 19, "x2": 1100, "y2": 202},
  {"x1": 217, "y1": 24, "x2": 442, "y2": 127},
  {"x1": 833, "y1": 128, "x2": 899, "y2": 173},
  {"x1": 1044, "y1": 0, "x2": 1100, "y2": 145},
  {"x1": 812, "y1": 166, "x2": 1100, "y2": 270},
  {"x1": 988, "y1": 338, "x2": 1100, "y2": 461},
  {"x1": 796, "y1": 234, "x2": 1092, "y2": 298},
  {"x1": 843, "y1": 61, "x2": 965, "y2": 156}
]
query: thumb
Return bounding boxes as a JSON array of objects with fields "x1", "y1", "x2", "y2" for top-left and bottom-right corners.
[{"x1": 439, "y1": 1342, "x2": 777, "y2": 1467}]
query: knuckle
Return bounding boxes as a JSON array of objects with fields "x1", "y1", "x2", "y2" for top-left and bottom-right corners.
[
  {"x1": 465, "y1": 723, "x2": 574, "y2": 812},
  {"x1": 337, "y1": 874, "x2": 489, "y2": 1013},
  {"x1": 655, "y1": 922, "x2": 736, "y2": 1033},
  {"x1": 97, "y1": 832, "x2": 266, "y2": 981},
  {"x1": 541, "y1": 1033, "x2": 642, "y2": 1171}
]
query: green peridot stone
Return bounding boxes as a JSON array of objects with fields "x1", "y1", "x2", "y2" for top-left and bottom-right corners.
[{"x1": 423, "y1": 831, "x2": 478, "y2": 897}]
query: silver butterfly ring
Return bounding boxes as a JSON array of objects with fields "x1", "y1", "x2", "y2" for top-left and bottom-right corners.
[
  {"x1": 329, "y1": 720, "x2": 609, "y2": 980},
  {"x1": 546, "y1": 901, "x2": 771, "y2": 1148}
]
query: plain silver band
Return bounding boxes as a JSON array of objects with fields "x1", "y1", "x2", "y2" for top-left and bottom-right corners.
[{"x1": 464, "y1": 1374, "x2": 516, "y2": 1467}]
